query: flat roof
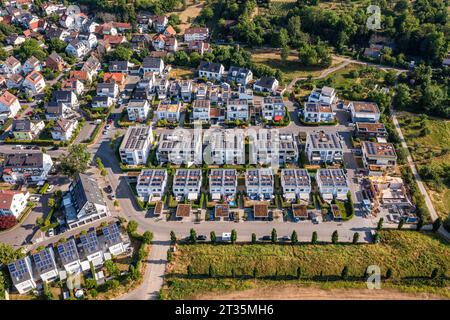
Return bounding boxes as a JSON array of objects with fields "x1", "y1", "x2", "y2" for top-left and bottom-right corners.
[
  {"x1": 253, "y1": 203, "x2": 269, "y2": 217},
  {"x1": 176, "y1": 204, "x2": 191, "y2": 217},
  {"x1": 362, "y1": 141, "x2": 397, "y2": 159}
]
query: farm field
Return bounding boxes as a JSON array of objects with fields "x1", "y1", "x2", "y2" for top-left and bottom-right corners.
[
  {"x1": 161, "y1": 230, "x2": 450, "y2": 299},
  {"x1": 397, "y1": 112, "x2": 450, "y2": 219}
]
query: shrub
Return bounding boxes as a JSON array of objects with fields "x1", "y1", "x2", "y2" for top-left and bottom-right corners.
[
  {"x1": 352, "y1": 232, "x2": 360, "y2": 244},
  {"x1": 210, "y1": 231, "x2": 216, "y2": 244},
  {"x1": 341, "y1": 266, "x2": 349, "y2": 279},
  {"x1": 271, "y1": 228, "x2": 277, "y2": 244},
  {"x1": 251, "y1": 233, "x2": 256, "y2": 244},
  {"x1": 291, "y1": 230, "x2": 298, "y2": 244},
  {"x1": 142, "y1": 231, "x2": 153, "y2": 244},
  {"x1": 311, "y1": 231, "x2": 318, "y2": 244},
  {"x1": 170, "y1": 230, "x2": 176, "y2": 244},
  {"x1": 126, "y1": 220, "x2": 138, "y2": 234},
  {"x1": 331, "y1": 230, "x2": 339, "y2": 244},
  {"x1": 231, "y1": 229, "x2": 237, "y2": 244}
]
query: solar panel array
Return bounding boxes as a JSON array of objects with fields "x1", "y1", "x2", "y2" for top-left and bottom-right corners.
[
  {"x1": 80, "y1": 230, "x2": 100, "y2": 254},
  {"x1": 282, "y1": 169, "x2": 310, "y2": 187},
  {"x1": 33, "y1": 249, "x2": 55, "y2": 273},
  {"x1": 57, "y1": 238, "x2": 80, "y2": 264},
  {"x1": 8, "y1": 258, "x2": 30, "y2": 282},
  {"x1": 102, "y1": 223, "x2": 121, "y2": 246}
]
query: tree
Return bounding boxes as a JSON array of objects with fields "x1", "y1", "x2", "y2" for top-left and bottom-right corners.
[
  {"x1": 0, "y1": 215, "x2": 17, "y2": 230},
  {"x1": 291, "y1": 230, "x2": 298, "y2": 244},
  {"x1": 59, "y1": 144, "x2": 91, "y2": 178},
  {"x1": 280, "y1": 45, "x2": 290, "y2": 62},
  {"x1": 170, "y1": 230, "x2": 176, "y2": 244},
  {"x1": 47, "y1": 38, "x2": 67, "y2": 53},
  {"x1": 110, "y1": 45, "x2": 133, "y2": 61},
  {"x1": 187, "y1": 264, "x2": 193, "y2": 277},
  {"x1": 14, "y1": 39, "x2": 47, "y2": 61},
  {"x1": 341, "y1": 266, "x2": 349, "y2": 279},
  {"x1": 166, "y1": 249, "x2": 173, "y2": 263},
  {"x1": 352, "y1": 232, "x2": 360, "y2": 244},
  {"x1": 397, "y1": 218, "x2": 405, "y2": 230},
  {"x1": 231, "y1": 229, "x2": 237, "y2": 244},
  {"x1": 208, "y1": 264, "x2": 215, "y2": 277},
  {"x1": 142, "y1": 231, "x2": 153, "y2": 244},
  {"x1": 311, "y1": 231, "x2": 318, "y2": 244},
  {"x1": 296, "y1": 267, "x2": 302, "y2": 279},
  {"x1": 373, "y1": 233, "x2": 380, "y2": 244},
  {"x1": 432, "y1": 218, "x2": 442, "y2": 232},
  {"x1": 376, "y1": 217, "x2": 384, "y2": 231},
  {"x1": 331, "y1": 230, "x2": 339, "y2": 244},
  {"x1": 251, "y1": 233, "x2": 256, "y2": 244},
  {"x1": 189, "y1": 228, "x2": 197, "y2": 243},
  {"x1": 210, "y1": 231, "x2": 216, "y2": 244},
  {"x1": 105, "y1": 260, "x2": 120, "y2": 278},
  {"x1": 416, "y1": 219, "x2": 424, "y2": 231},
  {"x1": 386, "y1": 268, "x2": 393, "y2": 279},
  {"x1": 126, "y1": 220, "x2": 138, "y2": 234},
  {"x1": 271, "y1": 228, "x2": 277, "y2": 243},
  {"x1": 393, "y1": 84, "x2": 412, "y2": 110}
]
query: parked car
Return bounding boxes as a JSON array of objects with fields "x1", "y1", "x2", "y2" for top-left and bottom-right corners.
[
  {"x1": 48, "y1": 228, "x2": 54, "y2": 237},
  {"x1": 280, "y1": 236, "x2": 291, "y2": 241},
  {"x1": 109, "y1": 194, "x2": 116, "y2": 200},
  {"x1": 104, "y1": 185, "x2": 113, "y2": 193},
  {"x1": 47, "y1": 185, "x2": 54, "y2": 192},
  {"x1": 29, "y1": 196, "x2": 40, "y2": 202},
  {"x1": 196, "y1": 235, "x2": 207, "y2": 241},
  {"x1": 261, "y1": 235, "x2": 271, "y2": 241}
]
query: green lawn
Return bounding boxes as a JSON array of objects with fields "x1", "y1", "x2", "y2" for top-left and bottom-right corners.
[
  {"x1": 397, "y1": 112, "x2": 450, "y2": 219},
  {"x1": 162, "y1": 230, "x2": 450, "y2": 299}
]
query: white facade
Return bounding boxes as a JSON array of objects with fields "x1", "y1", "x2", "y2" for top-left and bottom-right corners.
[
  {"x1": 136, "y1": 169, "x2": 168, "y2": 201},
  {"x1": 119, "y1": 126, "x2": 153, "y2": 165},
  {"x1": 192, "y1": 99, "x2": 211, "y2": 122},
  {"x1": 245, "y1": 169, "x2": 274, "y2": 198},
  {"x1": 316, "y1": 169, "x2": 349, "y2": 201},
  {"x1": 308, "y1": 86, "x2": 336, "y2": 106},
  {"x1": 155, "y1": 100, "x2": 181, "y2": 121},
  {"x1": 226, "y1": 99, "x2": 249, "y2": 121},
  {"x1": 281, "y1": 169, "x2": 311, "y2": 200},
  {"x1": 209, "y1": 169, "x2": 238, "y2": 198},
  {"x1": 261, "y1": 96, "x2": 285, "y2": 121},
  {"x1": 0, "y1": 191, "x2": 29, "y2": 218},
  {"x1": 127, "y1": 99, "x2": 150, "y2": 121},
  {"x1": 172, "y1": 169, "x2": 202, "y2": 199},
  {"x1": 305, "y1": 131, "x2": 344, "y2": 164}
]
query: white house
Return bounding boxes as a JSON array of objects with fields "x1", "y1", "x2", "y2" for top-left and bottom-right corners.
[
  {"x1": 281, "y1": 169, "x2": 311, "y2": 201},
  {"x1": 51, "y1": 119, "x2": 78, "y2": 141},
  {"x1": 155, "y1": 100, "x2": 181, "y2": 122},
  {"x1": 261, "y1": 96, "x2": 285, "y2": 121},
  {"x1": 57, "y1": 238, "x2": 82, "y2": 274},
  {"x1": 8, "y1": 257, "x2": 36, "y2": 294},
  {"x1": 127, "y1": 99, "x2": 150, "y2": 122},
  {"x1": 0, "y1": 91, "x2": 21, "y2": 118},
  {"x1": 184, "y1": 27, "x2": 209, "y2": 42},
  {"x1": 136, "y1": 169, "x2": 168, "y2": 201},
  {"x1": 348, "y1": 101, "x2": 381, "y2": 123},
  {"x1": 96, "y1": 82, "x2": 119, "y2": 99},
  {"x1": 226, "y1": 99, "x2": 249, "y2": 121},
  {"x1": 303, "y1": 102, "x2": 335, "y2": 123},
  {"x1": 119, "y1": 126, "x2": 153, "y2": 165},
  {"x1": 22, "y1": 70, "x2": 46, "y2": 95},
  {"x1": 308, "y1": 86, "x2": 337, "y2": 106},
  {"x1": 141, "y1": 57, "x2": 164, "y2": 74},
  {"x1": 22, "y1": 56, "x2": 41, "y2": 74},
  {"x1": 192, "y1": 99, "x2": 211, "y2": 122},
  {"x1": 101, "y1": 223, "x2": 129, "y2": 256},
  {"x1": 253, "y1": 76, "x2": 279, "y2": 93},
  {"x1": 361, "y1": 141, "x2": 397, "y2": 174},
  {"x1": 198, "y1": 61, "x2": 224, "y2": 81},
  {"x1": 32, "y1": 247, "x2": 59, "y2": 283},
  {"x1": 65, "y1": 39, "x2": 90, "y2": 58},
  {"x1": 0, "y1": 190, "x2": 29, "y2": 218},
  {"x1": 172, "y1": 169, "x2": 202, "y2": 200},
  {"x1": 209, "y1": 169, "x2": 238, "y2": 200},
  {"x1": 316, "y1": 169, "x2": 349, "y2": 201},
  {"x1": 92, "y1": 96, "x2": 113, "y2": 108},
  {"x1": 2, "y1": 152, "x2": 53, "y2": 184},
  {"x1": 227, "y1": 66, "x2": 253, "y2": 85},
  {"x1": 79, "y1": 230, "x2": 104, "y2": 267},
  {"x1": 203, "y1": 129, "x2": 245, "y2": 165},
  {"x1": 305, "y1": 131, "x2": 344, "y2": 164},
  {"x1": 157, "y1": 132, "x2": 203, "y2": 165},
  {"x1": 245, "y1": 169, "x2": 274, "y2": 200},
  {"x1": 2, "y1": 56, "x2": 21, "y2": 75}
]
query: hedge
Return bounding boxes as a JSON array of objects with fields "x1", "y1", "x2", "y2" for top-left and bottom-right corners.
[{"x1": 39, "y1": 182, "x2": 49, "y2": 195}]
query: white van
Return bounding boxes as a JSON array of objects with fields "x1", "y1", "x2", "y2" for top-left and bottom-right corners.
[{"x1": 221, "y1": 232, "x2": 231, "y2": 241}]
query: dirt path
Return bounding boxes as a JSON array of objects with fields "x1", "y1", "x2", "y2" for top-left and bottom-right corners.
[{"x1": 194, "y1": 285, "x2": 448, "y2": 300}]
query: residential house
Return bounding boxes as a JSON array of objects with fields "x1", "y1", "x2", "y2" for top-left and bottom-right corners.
[
  {"x1": 65, "y1": 39, "x2": 89, "y2": 58},
  {"x1": 92, "y1": 96, "x2": 113, "y2": 108},
  {"x1": 131, "y1": 34, "x2": 151, "y2": 49},
  {"x1": 152, "y1": 15, "x2": 168, "y2": 33},
  {"x1": 103, "y1": 35, "x2": 126, "y2": 47},
  {"x1": 45, "y1": 52, "x2": 65, "y2": 72},
  {"x1": 81, "y1": 55, "x2": 101, "y2": 77},
  {"x1": 2, "y1": 56, "x2": 21, "y2": 75},
  {"x1": 22, "y1": 56, "x2": 41, "y2": 74},
  {"x1": 96, "y1": 82, "x2": 119, "y2": 100},
  {"x1": 361, "y1": 141, "x2": 397, "y2": 174},
  {"x1": 79, "y1": 229, "x2": 104, "y2": 267},
  {"x1": 69, "y1": 70, "x2": 92, "y2": 83},
  {"x1": 32, "y1": 247, "x2": 59, "y2": 283},
  {"x1": 126, "y1": 99, "x2": 150, "y2": 121},
  {"x1": 164, "y1": 36, "x2": 178, "y2": 52},
  {"x1": 56, "y1": 238, "x2": 82, "y2": 274},
  {"x1": 0, "y1": 190, "x2": 28, "y2": 217},
  {"x1": 198, "y1": 61, "x2": 224, "y2": 81},
  {"x1": 348, "y1": 101, "x2": 380, "y2": 123},
  {"x1": 316, "y1": 169, "x2": 349, "y2": 201},
  {"x1": 8, "y1": 257, "x2": 36, "y2": 294},
  {"x1": 305, "y1": 131, "x2": 344, "y2": 164},
  {"x1": 253, "y1": 76, "x2": 279, "y2": 94},
  {"x1": 261, "y1": 96, "x2": 285, "y2": 121},
  {"x1": 172, "y1": 169, "x2": 202, "y2": 200},
  {"x1": 109, "y1": 60, "x2": 130, "y2": 73},
  {"x1": 354, "y1": 122, "x2": 388, "y2": 139},
  {"x1": 250, "y1": 131, "x2": 298, "y2": 165},
  {"x1": 45, "y1": 101, "x2": 72, "y2": 120},
  {"x1": 22, "y1": 70, "x2": 46, "y2": 95},
  {"x1": 2, "y1": 152, "x2": 53, "y2": 184},
  {"x1": 192, "y1": 99, "x2": 211, "y2": 122},
  {"x1": 136, "y1": 169, "x2": 168, "y2": 201},
  {"x1": 226, "y1": 99, "x2": 249, "y2": 121},
  {"x1": 227, "y1": 66, "x2": 253, "y2": 85},
  {"x1": 119, "y1": 125, "x2": 153, "y2": 165},
  {"x1": 184, "y1": 27, "x2": 209, "y2": 42},
  {"x1": 245, "y1": 169, "x2": 274, "y2": 200},
  {"x1": 101, "y1": 222, "x2": 130, "y2": 256},
  {"x1": 61, "y1": 78, "x2": 84, "y2": 96},
  {"x1": 6, "y1": 73, "x2": 23, "y2": 89},
  {"x1": 308, "y1": 86, "x2": 337, "y2": 106},
  {"x1": 11, "y1": 119, "x2": 45, "y2": 140},
  {"x1": 103, "y1": 72, "x2": 126, "y2": 86},
  {"x1": 209, "y1": 169, "x2": 238, "y2": 200},
  {"x1": 303, "y1": 102, "x2": 335, "y2": 123},
  {"x1": 157, "y1": 131, "x2": 202, "y2": 165},
  {"x1": 141, "y1": 57, "x2": 164, "y2": 74},
  {"x1": 155, "y1": 100, "x2": 181, "y2": 122},
  {"x1": 0, "y1": 91, "x2": 21, "y2": 118},
  {"x1": 155, "y1": 77, "x2": 169, "y2": 99},
  {"x1": 188, "y1": 40, "x2": 211, "y2": 56},
  {"x1": 51, "y1": 118, "x2": 78, "y2": 141},
  {"x1": 63, "y1": 173, "x2": 110, "y2": 230},
  {"x1": 52, "y1": 90, "x2": 79, "y2": 108},
  {"x1": 152, "y1": 33, "x2": 166, "y2": 51},
  {"x1": 163, "y1": 25, "x2": 176, "y2": 37},
  {"x1": 281, "y1": 169, "x2": 311, "y2": 201},
  {"x1": 180, "y1": 80, "x2": 193, "y2": 102}
]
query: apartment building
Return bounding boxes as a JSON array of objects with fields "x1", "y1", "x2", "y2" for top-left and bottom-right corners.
[
  {"x1": 156, "y1": 131, "x2": 202, "y2": 165},
  {"x1": 203, "y1": 129, "x2": 245, "y2": 165},
  {"x1": 305, "y1": 131, "x2": 344, "y2": 164},
  {"x1": 348, "y1": 101, "x2": 380, "y2": 123},
  {"x1": 250, "y1": 131, "x2": 298, "y2": 165},
  {"x1": 226, "y1": 99, "x2": 249, "y2": 121},
  {"x1": 126, "y1": 99, "x2": 150, "y2": 121},
  {"x1": 303, "y1": 102, "x2": 335, "y2": 123},
  {"x1": 2, "y1": 152, "x2": 53, "y2": 184},
  {"x1": 119, "y1": 126, "x2": 153, "y2": 165},
  {"x1": 261, "y1": 96, "x2": 285, "y2": 121},
  {"x1": 361, "y1": 141, "x2": 397, "y2": 174}
]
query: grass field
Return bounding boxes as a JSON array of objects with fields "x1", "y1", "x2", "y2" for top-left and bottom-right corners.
[
  {"x1": 397, "y1": 112, "x2": 450, "y2": 219},
  {"x1": 162, "y1": 230, "x2": 450, "y2": 299},
  {"x1": 166, "y1": 0, "x2": 205, "y2": 33}
]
